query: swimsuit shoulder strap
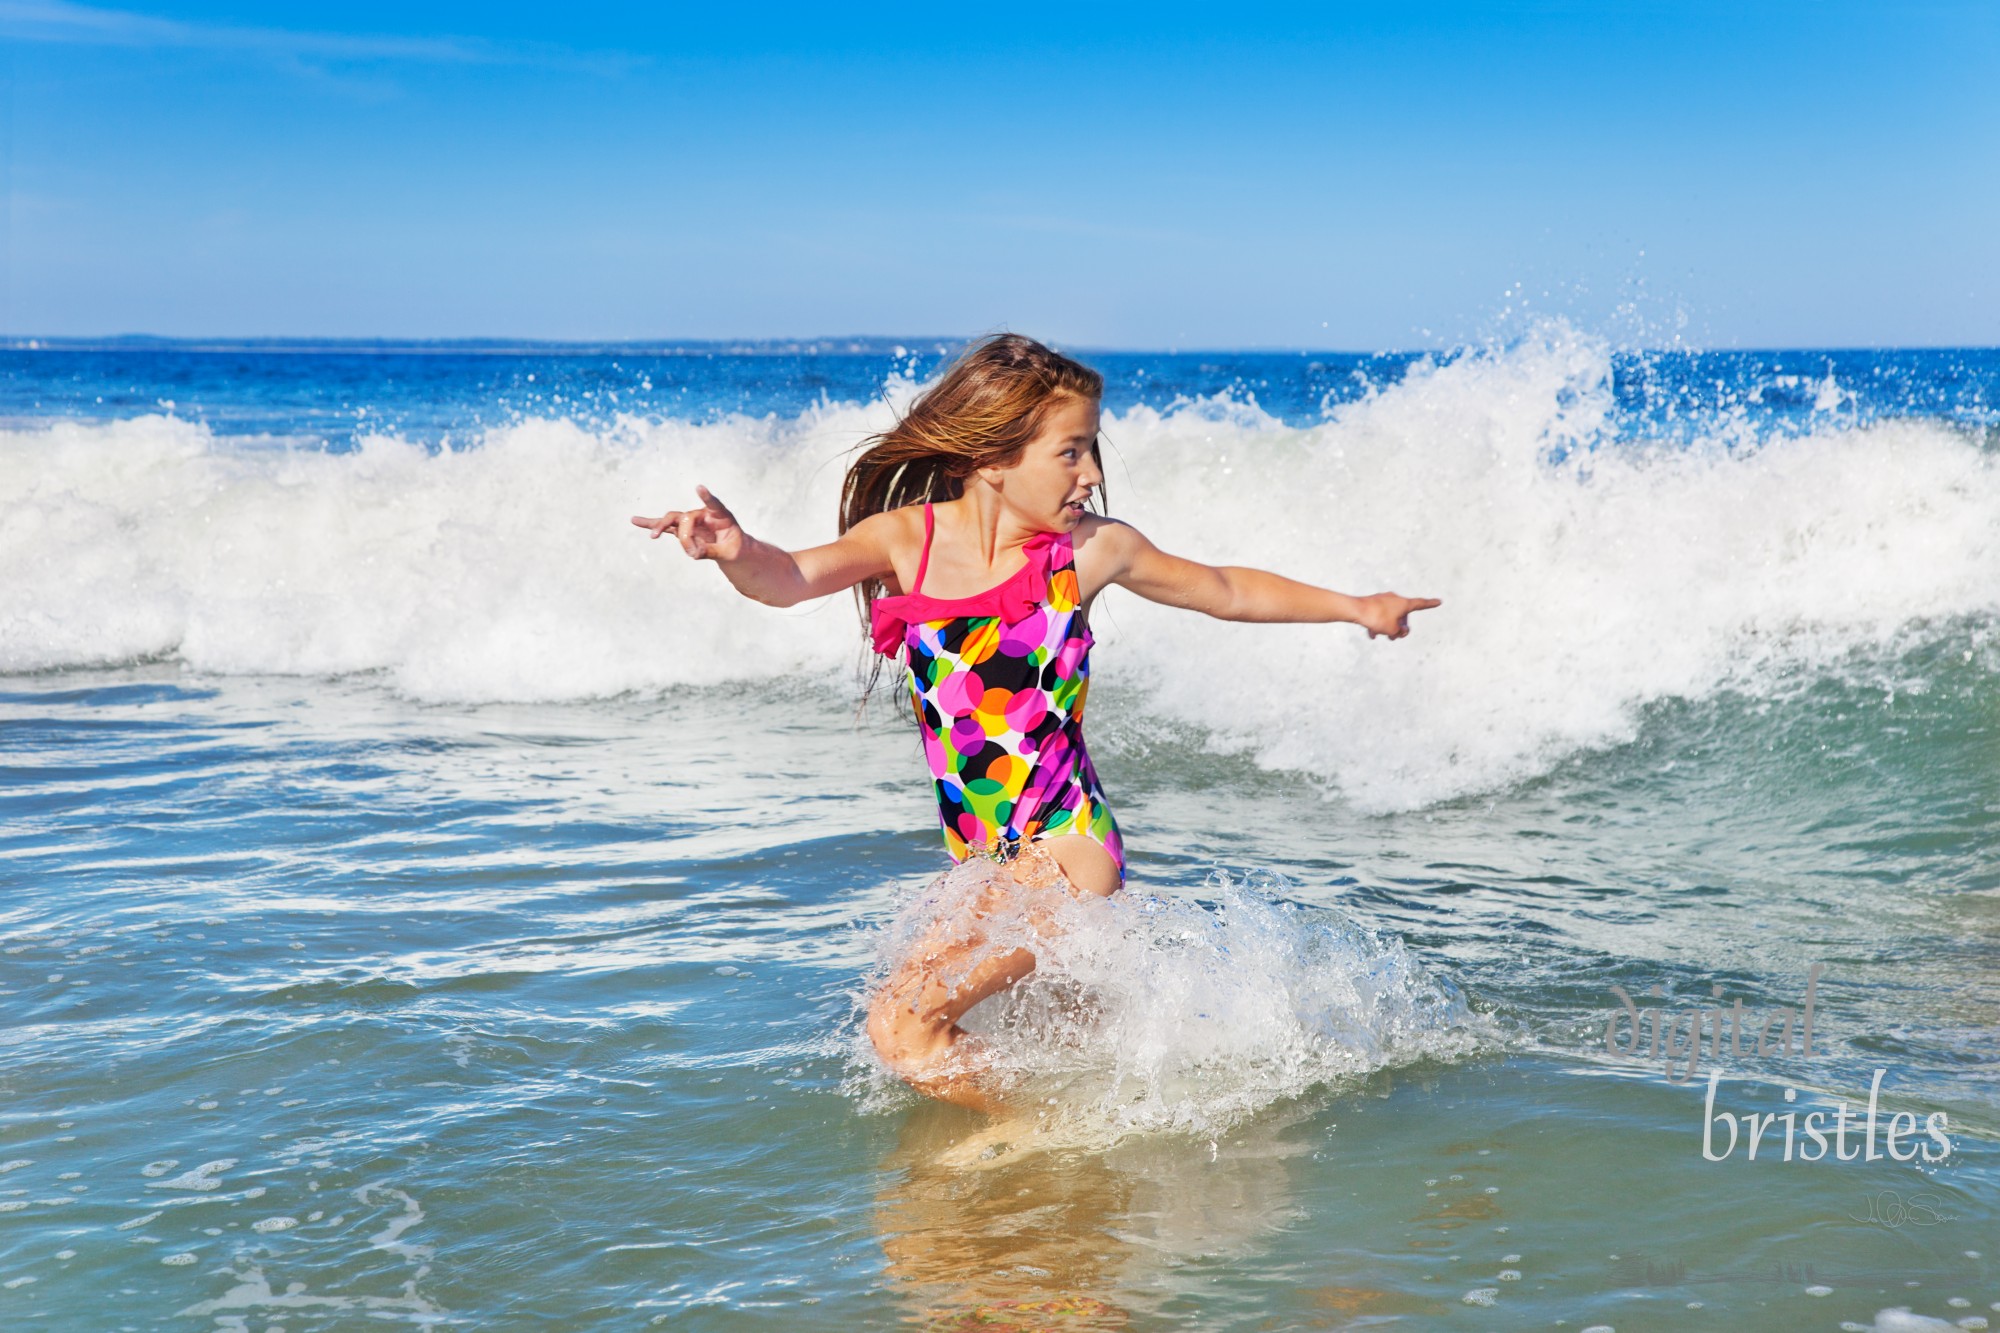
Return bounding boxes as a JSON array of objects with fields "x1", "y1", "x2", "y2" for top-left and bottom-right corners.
[
  {"x1": 1052, "y1": 525, "x2": 1077, "y2": 573},
  {"x1": 912, "y1": 502, "x2": 934, "y2": 595}
]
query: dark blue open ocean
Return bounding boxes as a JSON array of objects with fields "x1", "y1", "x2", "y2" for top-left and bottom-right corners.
[{"x1": 3, "y1": 328, "x2": 1996, "y2": 1330}]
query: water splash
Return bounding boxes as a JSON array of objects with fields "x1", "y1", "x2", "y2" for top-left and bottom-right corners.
[{"x1": 849, "y1": 859, "x2": 1487, "y2": 1144}]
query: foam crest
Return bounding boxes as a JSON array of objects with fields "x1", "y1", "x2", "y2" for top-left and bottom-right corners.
[
  {"x1": 0, "y1": 400, "x2": 896, "y2": 699},
  {"x1": 3, "y1": 329, "x2": 1994, "y2": 808},
  {"x1": 1097, "y1": 324, "x2": 2000, "y2": 809}
]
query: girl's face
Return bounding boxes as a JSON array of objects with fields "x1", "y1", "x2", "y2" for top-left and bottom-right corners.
[{"x1": 990, "y1": 396, "x2": 1104, "y2": 532}]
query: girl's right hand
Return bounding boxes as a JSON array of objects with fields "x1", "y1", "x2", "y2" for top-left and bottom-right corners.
[
  {"x1": 1354, "y1": 591, "x2": 1442, "y2": 640},
  {"x1": 631, "y1": 485, "x2": 745, "y2": 561}
]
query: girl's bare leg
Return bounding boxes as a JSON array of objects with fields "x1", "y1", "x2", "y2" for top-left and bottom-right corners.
[
  {"x1": 867, "y1": 843, "x2": 1113, "y2": 1112},
  {"x1": 867, "y1": 936, "x2": 1035, "y2": 1113},
  {"x1": 1035, "y1": 835, "x2": 1119, "y2": 899}
]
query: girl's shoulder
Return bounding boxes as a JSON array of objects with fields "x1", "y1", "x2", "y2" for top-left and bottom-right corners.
[
  {"x1": 1069, "y1": 514, "x2": 1149, "y2": 597},
  {"x1": 846, "y1": 502, "x2": 927, "y2": 547},
  {"x1": 1071, "y1": 513, "x2": 1144, "y2": 554},
  {"x1": 850, "y1": 502, "x2": 935, "y2": 594}
]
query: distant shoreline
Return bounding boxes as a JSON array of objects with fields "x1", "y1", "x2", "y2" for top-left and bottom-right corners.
[
  {"x1": 5, "y1": 335, "x2": 1994, "y2": 357},
  {"x1": 0, "y1": 335, "x2": 968, "y2": 358}
]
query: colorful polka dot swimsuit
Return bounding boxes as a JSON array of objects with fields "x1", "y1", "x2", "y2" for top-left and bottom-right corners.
[{"x1": 870, "y1": 503, "x2": 1125, "y2": 881}]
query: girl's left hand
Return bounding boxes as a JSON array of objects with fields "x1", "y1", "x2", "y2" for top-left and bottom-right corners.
[{"x1": 1356, "y1": 593, "x2": 1441, "y2": 640}]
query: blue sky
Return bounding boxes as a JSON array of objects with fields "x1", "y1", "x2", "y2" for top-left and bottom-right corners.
[{"x1": 4, "y1": 1, "x2": 1996, "y2": 348}]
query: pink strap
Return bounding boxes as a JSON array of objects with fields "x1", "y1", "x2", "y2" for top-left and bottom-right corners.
[{"x1": 912, "y1": 502, "x2": 934, "y2": 595}]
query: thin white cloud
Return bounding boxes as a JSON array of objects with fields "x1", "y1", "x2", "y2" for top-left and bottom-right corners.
[{"x1": 0, "y1": 1, "x2": 637, "y2": 71}]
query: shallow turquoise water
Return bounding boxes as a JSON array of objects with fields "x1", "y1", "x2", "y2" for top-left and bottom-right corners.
[{"x1": 2, "y1": 658, "x2": 1995, "y2": 1331}]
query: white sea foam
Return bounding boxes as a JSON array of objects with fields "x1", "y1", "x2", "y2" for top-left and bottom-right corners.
[
  {"x1": 1099, "y1": 327, "x2": 1999, "y2": 809},
  {"x1": 3, "y1": 328, "x2": 1994, "y2": 810},
  {"x1": 1859, "y1": 1311, "x2": 1962, "y2": 1333}
]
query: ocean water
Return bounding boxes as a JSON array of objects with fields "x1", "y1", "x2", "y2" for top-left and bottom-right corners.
[{"x1": 2, "y1": 328, "x2": 1996, "y2": 1331}]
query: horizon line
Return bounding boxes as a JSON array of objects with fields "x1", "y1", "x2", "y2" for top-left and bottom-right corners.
[{"x1": 7, "y1": 334, "x2": 1999, "y2": 358}]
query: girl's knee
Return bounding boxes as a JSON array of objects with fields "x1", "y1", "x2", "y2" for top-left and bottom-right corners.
[
  {"x1": 864, "y1": 999, "x2": 900, "y2": 1062},
  {"x1": 1030, "y1": 835, "x2": 1120, "y2": 898},
  {"x1": 866, "y1": 984, "x2": 946, "y2": 1068}
]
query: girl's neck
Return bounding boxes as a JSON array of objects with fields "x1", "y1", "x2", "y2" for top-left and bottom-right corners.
[{"x1": 949, "y1": 485, "x2": 1042, "y2": 573}]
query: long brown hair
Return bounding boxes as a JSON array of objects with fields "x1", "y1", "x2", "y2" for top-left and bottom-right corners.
[{"x1": 841, "y1": 334, "x2": 1107, "y2": 667}]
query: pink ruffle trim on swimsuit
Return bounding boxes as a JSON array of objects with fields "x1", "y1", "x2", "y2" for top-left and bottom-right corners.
[{"x1": 869, "y1": 530, "x2": 1060, "y2": 657}]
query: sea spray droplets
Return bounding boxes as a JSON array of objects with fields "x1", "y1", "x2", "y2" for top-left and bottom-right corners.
[{"x1": 855, "y1": 860, "x2": 1483, "y2": 1139}]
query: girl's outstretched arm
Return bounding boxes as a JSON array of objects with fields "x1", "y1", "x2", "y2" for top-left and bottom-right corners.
[
  {"x1": 1083, "y1": 518, "x2": 1440, "y2": 640},
  {"x1": 631, "y1": 486, "x2": 898, "y2": 608}
]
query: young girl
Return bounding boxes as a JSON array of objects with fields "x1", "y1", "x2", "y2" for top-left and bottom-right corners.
[{"x1": 633, "y1": 334, "x2": 1438, "y2": 1112}]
